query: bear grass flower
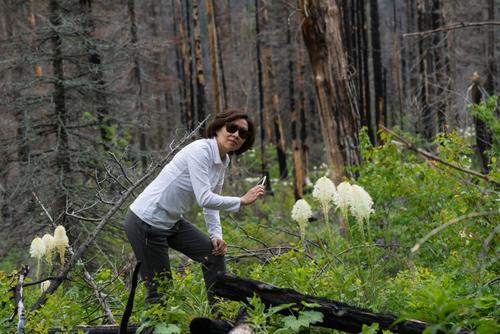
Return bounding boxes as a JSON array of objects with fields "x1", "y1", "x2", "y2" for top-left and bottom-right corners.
[
  {"x1": 348, "y1": 184, "x2": 374, "y2": 224},
  {"x1": 30, "y1": 237, "x2": 45, "y2": 279},
  {"x1": 54, "y1": 225, "x2": 69, "y2": 265},
  {"x1": 335, "y1": 181, "x2": 352, "y2": 217},
  {"x1": 291, "y1": 199, "x2": 312, "y2": 244},
  {"x1": 42, "y1": 233, "x2": 55, "y2": 267},
  {"x1": 312, "y1": 176, "x2": 337, "y2": 236}
]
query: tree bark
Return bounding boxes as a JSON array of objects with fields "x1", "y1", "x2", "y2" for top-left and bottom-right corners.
[
  {"x1": 469, "y1": 74, "x2": 492, "y2": 174},
  {"x1": 193, "y1": 1, "x2": 207, "y2": 131},
  {"x1": 369, "y1": 0, "x2": 385, "y2": 139},
  {"x1": 484, "y1": 0, "x2": 496, "y2": 94},
  {"x1": 272, "y1": 96, "x2": 288, "y2": 179},
  {"x1": 127, "y1": 0, "x2": 147, "y2": 170},
  {"x1": 214, "y1": 273, "x2": 436, "y2": 334},
  {"x1": 298, "y1": 0, "x2": 361, "y2": 183},
  {"x1": 50, "y1": 0, "x2": 71, "y2": 221},
  {"x1": 255, "y1": 0, "x2": 271, "y2": 191},
  {"x1": 206, "y1": 0, "x2": 222, "y2": 114},
  {"x1": 289, "y1": 22, "x2": 304, "y2": 199}
]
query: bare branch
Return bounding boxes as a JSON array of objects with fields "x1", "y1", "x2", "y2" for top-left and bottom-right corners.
[
  {"x1": 381, "y1": 126, "x2": 500, "y2": 187},
  {"x1": 404, "y1": 21, "x2": 500, "y2": 38}
]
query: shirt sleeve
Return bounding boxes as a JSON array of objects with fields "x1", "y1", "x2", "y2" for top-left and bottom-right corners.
[
  {"x1": 203, "y1": 175, "x2": 225, "y2": 239},
  {"x1": 186, "y1": 144, "x2": 241, "y2": 213}
]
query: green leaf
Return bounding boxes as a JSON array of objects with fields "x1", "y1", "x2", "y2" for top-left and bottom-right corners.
[{"x1": 154, "y1": 323, "x2": 181, "y2": 334}]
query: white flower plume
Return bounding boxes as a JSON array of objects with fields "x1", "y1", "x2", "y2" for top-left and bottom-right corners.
[
  {"x1": 54, "y1": 225, "x2": 69, "y2": 265},
  {"x1": 291, "y1": 199, "x2": 312, "y2": 223},
  {"x1": 291, "y1": 199, "x2": 312, "y2": 244},
  {"x1": 30, "y1": 237, "x2": 45, "y2": 259},
  {"x1": 348, "y1": 184, "x2": 374, "y2": 223},
  {"x1": 42, "y1": 234, "x2": 55, "y2": 265},
  {"x1": 312, "y1": 176, "x2": 337, "y2": 208},
  {"x1": 335, "y1": 181, "x2": 352, "y2": 215}
]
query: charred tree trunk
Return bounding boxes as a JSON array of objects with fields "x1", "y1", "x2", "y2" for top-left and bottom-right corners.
[
  {"x1": 469, "y1": 74, "x2": 492, "y2": 174},
  {"x1": 272, "y1": 96, "x2": 288, "y2": 179},
  {"x1": 213, "y1": 0, "x2": 228, "y2": 108},
  {"x1": 255, "y1": 0, "x2": 271, "y2": 191},
  {"x1": 430, "y1": 0, "x2": 449, "y2": 134},
  {"x1": 390, "y1": 0, "x2": 404, "y2": 129},
  {"x1": 369, "y1": 0, "x2": 385, "y2": 139},
  {"x1": 128, "y1": 0, "x2": 147, "y2": 170},
  {"x1": 193, "y1": 1, "x2": 207, "y2": 131},
  {"x1": 484, "y1": 0, "x2": 496, "y2": 94},
  {"x1": 298, "y1": 0, "x2": 361, "y2": 183},
  {"x1": 80, "y1": 0, "x2": 112, "y2": 150},
  {"x1": 214, "y1": 273, "x2": 436, "y2": 334},
  {"x1": 288, "y1": 22, "x2": 304, "y2": 199},
  {"x1": 50, "y1": 0, "x2": 70, "y2": 221},
  {"x1": 206, "y1": 0, "x2": 222, "y2": 114},
  {"x1": 417, "y1": 0, "x2": 434, "y2": 141}
]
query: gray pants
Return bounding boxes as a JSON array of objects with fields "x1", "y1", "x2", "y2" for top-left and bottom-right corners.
[{"x1": 123, "y1": 210, "x2": 226, "y2": 305}]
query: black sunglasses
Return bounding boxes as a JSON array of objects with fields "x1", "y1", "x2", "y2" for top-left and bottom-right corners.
[{"x1": 225, "y1": 122, "x2": 249, "y2": 140}]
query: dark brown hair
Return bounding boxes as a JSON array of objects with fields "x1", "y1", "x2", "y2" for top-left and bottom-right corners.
[{"x1": 205, "y1": 108, "x2": 256, "y2": 155}]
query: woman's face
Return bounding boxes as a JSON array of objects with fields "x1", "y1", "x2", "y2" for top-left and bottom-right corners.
[{"x1": 215, "y1": 118, "x2": 249, "y2": 155}]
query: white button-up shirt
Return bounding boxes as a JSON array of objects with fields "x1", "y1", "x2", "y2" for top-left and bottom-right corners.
[{"x1": 130, "y1": 138, "x2": 241, "y2": 239}]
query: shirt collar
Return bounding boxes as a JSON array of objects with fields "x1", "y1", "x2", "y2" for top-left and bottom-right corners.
[{"x1": 209, "y1": 137, "x2": 230, "y2": 166}]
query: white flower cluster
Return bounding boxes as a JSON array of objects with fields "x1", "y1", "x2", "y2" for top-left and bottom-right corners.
[
  {"x1": 290, "y1": 176, "x2": 375, "y2": 242},
  {"x1": 30, "y1": 225, "x2": 69, "y2": 282}
]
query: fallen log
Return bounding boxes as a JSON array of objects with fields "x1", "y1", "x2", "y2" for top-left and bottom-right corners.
[{"x1": 213, "y1": 273, "x2": 433, "y2": 334}]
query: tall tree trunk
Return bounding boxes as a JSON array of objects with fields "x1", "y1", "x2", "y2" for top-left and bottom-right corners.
[
  {"x1": 369, "y1": 0, "x2": 385, "y2": 140},
  {"x1": 298, "y1": 48, "x2": 311, "y2": 187},
  {"x1": 390, "y1": 0, "x2": 404, "y2": 129},
  {"x1": 255, "y1": 0, "x2": 271, "y2": 190},
  {"x1": 272, "y1": 95, "x2": 288, "y2": 179},
  {"x1": 288, "y1": 22, "x2": 304, "y2": 199},
  {"x1": 298, "y1": 0, "x2": 361, "y2": 183},
  {"x1": 430, "y1": 0, "x2": 449, "y2": 134},
  {"x1": 128, "y1": 0, "x2": 147, "y2": 169},
  {"x1": 470, "y1": 74, "x2": 492, "y2": 174},
  {"x1": 213, "y1": 1, "x2": 228, "y2": 108},
  {"x1": 417, "y1": 0, "x2": 434, "y2": 141},
  {"x1": 206, "y1": 0, "x2": 222, "y2": 114},
  {"x1": 80, "y1": 0, "x2": 112, "y2": 150},
  {"x1": 50, "y1": 0, "x2": 70, "y2": 221},
  {"x1": 193, "y1": 1, "x2": 207, "y2": 131},
  {"x1": 484, "y1": 0, "x2": 496, "y2": 94}
]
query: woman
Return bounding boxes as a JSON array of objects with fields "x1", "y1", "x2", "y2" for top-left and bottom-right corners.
[{"x1": 124, "y1": 108, "x2": 264, "y2": 306}]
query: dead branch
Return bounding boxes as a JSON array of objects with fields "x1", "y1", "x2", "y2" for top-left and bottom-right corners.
[
  {"x1": 404, "y1": 21, "x2": 500, "y2": 38},
  {"x1": 31, "y1": 124, "x2": 203, "y2": 312},
  {"x1": 381, "y1": 126, "x2": 500, "y2": 187},
  {"x1": 14, "y1": 266, "x2": 29, "y2": 334}
]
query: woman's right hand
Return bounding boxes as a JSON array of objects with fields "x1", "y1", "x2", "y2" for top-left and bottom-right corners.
[{"x1": 240, "y1": 185, "x2": 265, "y2": 206}]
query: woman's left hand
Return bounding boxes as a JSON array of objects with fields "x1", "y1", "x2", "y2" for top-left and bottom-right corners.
[{"x1": 211, "y1": 238, "x2": 227, "y2": 256}]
